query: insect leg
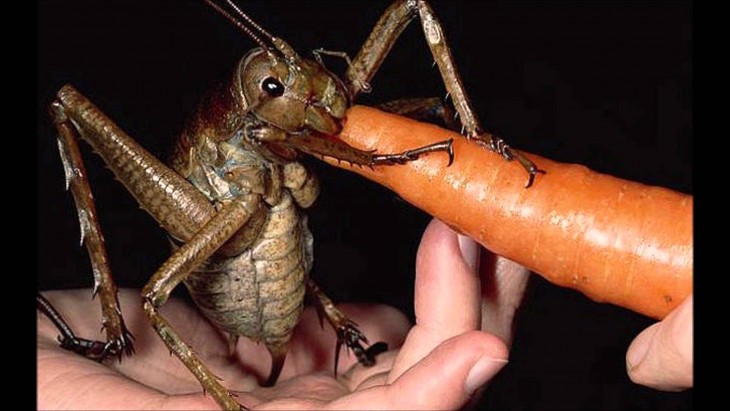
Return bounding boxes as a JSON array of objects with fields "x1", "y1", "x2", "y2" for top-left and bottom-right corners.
[
  {"x1": 312, "y1": 48, "x2": 373, "y2": 94},
  {"x1": 47, "y1": 83, "x2": 226, "y2": 360},
  {"x1": 52, "y1": 85, "x2": 254, "y2": 408},
  {"x1": 47, "y1": 99, "x2": 136, "y2": 360},
  {"x1": 346, "y1": 0, "x2": 544, "y2": 186},
  {"x1": 306, "y1": 280, "x2": 388, "y2": 376},
  {"x1": 53, "y1": 85, "x2": 217, "y2": 243},
  {"x1": 283, "y1": 133, "x2": 454, "y2": 167},
  {"x1": 142, "y1": 197, "x2": 261, "y2": 411},
  {"x1": 37, "y1": 292, "x2": 123, "y2": 361}
]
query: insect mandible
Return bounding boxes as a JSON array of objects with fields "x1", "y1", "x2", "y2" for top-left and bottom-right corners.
[{"x1": 38, "y1": 1, "x2": 542, "y2": 409}]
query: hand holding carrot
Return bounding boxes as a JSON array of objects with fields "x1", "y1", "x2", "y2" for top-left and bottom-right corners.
[
  {"x1": 326, "y1": 106, "x2": 694, "y2": 393},
  {"x1": 626, "y1": 295, "x2": 693, "y2": 391},
  {"x1": 428, "y1": 224, "x2": 693, "y2": 392}
]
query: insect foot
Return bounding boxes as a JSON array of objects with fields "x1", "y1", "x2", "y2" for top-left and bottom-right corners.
[
  {"x1": 473, "y1": 133, "x2": 546, "y2": 188},
  {"x1": 333, "y1": 319, "x2": 389, "y2": 377},
  {"x1": 37, "y1": 292, "x2": 134, "y2": 363}
]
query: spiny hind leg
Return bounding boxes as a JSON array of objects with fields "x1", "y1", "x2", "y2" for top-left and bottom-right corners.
[
  {"x1": 306, "y1": 280, "x2": 388, "y2": 376},
  {"x1": 44, "y1": 100, "x2": 134, "y2": 361}
]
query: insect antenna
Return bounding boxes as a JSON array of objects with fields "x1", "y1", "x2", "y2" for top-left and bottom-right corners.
[
  {"x1": 201, "y1": 0, "x2": 274, "y2": 52},
  {"x1": 222, "y1": 0, "x2": 277, "y2": 42}
]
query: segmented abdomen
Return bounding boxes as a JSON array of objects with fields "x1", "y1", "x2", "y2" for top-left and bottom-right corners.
[{"x1": 184, "y1": 192, "x2": 313, "y2": 346}]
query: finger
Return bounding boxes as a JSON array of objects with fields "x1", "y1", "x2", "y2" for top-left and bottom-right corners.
[
  {"x1": 626, "y1": 294, "x2": 693, "y2": 391},
  {"x1": 329, "y1": 331, "x2": 508, "y2": 410},
  {"x1": 388, "y1": 218, "x2": 481, "y2": 382},
  {"x1": 479, "y1": 253, "x2": 531, "y2": 346}
]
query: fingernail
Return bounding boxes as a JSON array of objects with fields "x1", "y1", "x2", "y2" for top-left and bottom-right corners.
[
  {"x1": 626, "y1": 325, "x2": 656, "y2": 372},
  {"x1": 457, "y1": 234, "x2": 480, "y2": 272},
  {"x1": 465, "y1": 356, "x2": 508, "y2": 394}
]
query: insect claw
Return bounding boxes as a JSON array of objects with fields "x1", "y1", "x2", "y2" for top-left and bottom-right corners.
[
  {"x1": 524, "y1": 173, "x2": 536, "y2": 189},
  {"x1": 446, "y1": 138, "x2": 454, "y2": 166},
  {"x1": 523, "y1": 163, "x2": 546, "y2": 188}
]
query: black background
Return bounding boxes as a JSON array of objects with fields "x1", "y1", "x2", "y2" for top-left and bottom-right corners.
[{"x1": 38, "y1": 1, "x2": 692, "y2": 409}]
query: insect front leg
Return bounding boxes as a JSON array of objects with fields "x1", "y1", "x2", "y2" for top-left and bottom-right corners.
[
  {"x1": 346, "y1": 0, "x2": 544, "y2": 186},
  {"x1": 282, "y1": 133, "x2": 454, "y2": 167}
]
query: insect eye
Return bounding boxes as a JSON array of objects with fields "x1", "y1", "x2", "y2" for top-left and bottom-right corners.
[{"x1": 261, "y1": 77, "x2": 285, "y2": 97}]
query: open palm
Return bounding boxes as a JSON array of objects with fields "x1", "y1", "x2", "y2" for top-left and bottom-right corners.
[{"x1": 38, "y1": 219, "x2": 528, "y2": 410}]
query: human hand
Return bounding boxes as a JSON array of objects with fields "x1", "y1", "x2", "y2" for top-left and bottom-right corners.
[
  {"x1": 626, "y1": 294, "x2": 693, "y2": 391},
  {"x1": 38, "y1": 219, "x2": 524, "y2": 410}
]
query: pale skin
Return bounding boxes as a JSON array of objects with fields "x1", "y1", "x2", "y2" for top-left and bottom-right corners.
[
  {"x1": 37, "y1": 219, "x2": 526, "y2": 410},
  {"x1": 37, "y1": 219, "x2": 692, "y2": 410},
  {"x1": 626, "y1": 294, "x2": 693, "y2": 391}
]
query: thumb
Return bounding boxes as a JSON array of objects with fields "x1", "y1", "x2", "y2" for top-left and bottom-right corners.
[
  {"x1": 337, "y1": 331, "x2": 508, "y2": 410},
  {"x1": 626, "y1": 295, "x2": 693, "y2": 391}
]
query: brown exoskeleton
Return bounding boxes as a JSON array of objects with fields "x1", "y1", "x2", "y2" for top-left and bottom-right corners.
[{"x1": 38, "y1": 1, "x2": 542, "y2": 409}]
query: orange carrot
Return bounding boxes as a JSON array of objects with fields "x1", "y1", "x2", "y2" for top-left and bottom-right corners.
[{"x1": 327, "y1": 105, "x2": 693, "y2": 320}]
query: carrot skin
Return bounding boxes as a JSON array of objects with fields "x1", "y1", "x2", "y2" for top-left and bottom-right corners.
[{"x1": 328, "y1": 106, "x2": 692, "y2": 320}]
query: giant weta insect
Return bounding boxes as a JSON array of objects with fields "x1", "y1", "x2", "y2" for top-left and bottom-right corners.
[{"x1": 38, "y1": 1, "x2": 542, "y2": 409}]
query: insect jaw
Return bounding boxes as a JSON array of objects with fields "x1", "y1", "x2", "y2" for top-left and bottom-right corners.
[{"x1": 304, "y1": 104, "x2": 343, "y2": 136}]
